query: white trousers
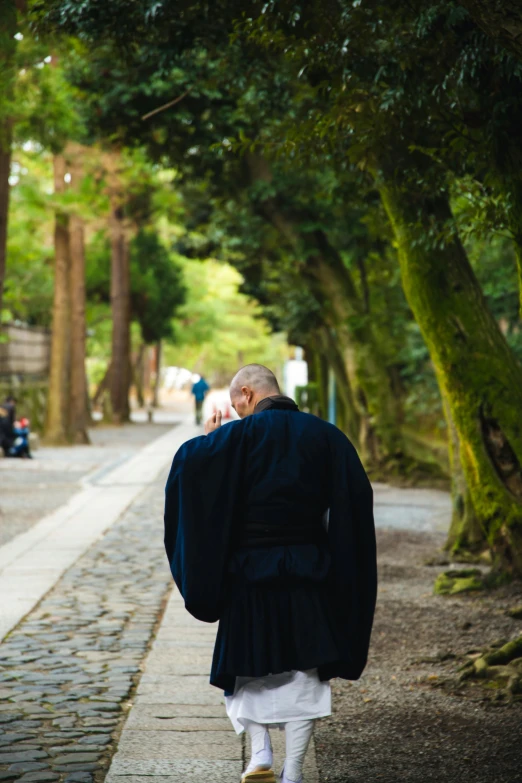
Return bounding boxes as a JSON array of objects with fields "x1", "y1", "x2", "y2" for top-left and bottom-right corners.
[{"x1": 225, "y1": 669, "x2": 331, "y2": 734}]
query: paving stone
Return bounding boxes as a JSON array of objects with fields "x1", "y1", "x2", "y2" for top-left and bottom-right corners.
[
  {"x1": 50, "y1": 753, "x2": 99, "y2": 765},
  {"x1": 115, "y1": 733, "x2": 241, "y2": 761},
  {"x1": 77, "y1": 736, "x2": 111, "y2": 746},
  {"x1": 18, "y1": 773, "x2": 59, "y2": 782},
  {"x1": 6, "y1": 764, "x2": 48, "y2": 774},
  {"x1": 108, "y1": 759, "x2": 242, "y2": 777},
  {"x1": 0, "y1": 751, "x2": 48, "y2": 764},
  {"x1": 125, "y1": 714, "x2": 231, "y2": 732},
  {"x1": 52, "y1": 764, "x2": 100, "y2": 772},
  {"x1": 63, "y1": 774, "x2": 93, "y2": 782},
  {"x1": 0, "y1": 734, "x2": 35, "y2": 744},
  {"x1": 123, "y1": 703, "x2": 225, "y2": 720},
  {"x1": 135, "y1": 691, "x2": 223, "y2": 706}
]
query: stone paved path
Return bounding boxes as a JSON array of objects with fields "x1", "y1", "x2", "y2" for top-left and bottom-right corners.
[
  {"x1": 0, "y1": 474, "x2": 173, "y2": 783},
  {"x1": 0, "y1": 424, "x2": 186, "y2": 641}
]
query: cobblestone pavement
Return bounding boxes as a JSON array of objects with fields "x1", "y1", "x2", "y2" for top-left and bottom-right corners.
[
  {"x1": 0, "y1": 475, "x2": 173, "y2": 783},
  {"x1": 0, "y1": 420, "x2": 175, "y2": 548}
]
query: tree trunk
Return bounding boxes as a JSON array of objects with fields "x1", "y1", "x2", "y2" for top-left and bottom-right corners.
[
  {"x1": 152, "y1": 340, "x2": 162, "y2": 408},
  {"x1": 442, "y1": 395, "x2": 486, "y2": 557},
  {"x1": 379, "y1": 179, "x2": 522, "y2": 575},
  {"x1": 244, "y1": 154, "x2": 404, "y2": 468},
  {"x1": 310, "y1": 241, "x2": 404, "y2": 467},
  {"x1": 309, "y1": 339, "x2": 329, "y2": 420},
  {"x1": 68, "y1": 148, "x2": 90, "y2": 444},
  {"x1": 459, "y1": 0, "x2": 522, "y2": 62},
  {"x1": 45, "y1": 154, "x2": 71, "y2": 444},
  {"x1": 106, "y1": 152, "x2": 131, "y2": 424},
  {"x1": 93, "y1": 362, "x2": 111, "y2": 407},
  {"x1": 134, "y1": 342, "x2": 146, "y2": 408},
  {"x1": 316, "y1": 324, "x2": 361, "y2": 446}
]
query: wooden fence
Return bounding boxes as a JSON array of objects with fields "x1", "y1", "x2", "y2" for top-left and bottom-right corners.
[{"x1": 0, "y1": 323, "x2": 51, "y2": 378}]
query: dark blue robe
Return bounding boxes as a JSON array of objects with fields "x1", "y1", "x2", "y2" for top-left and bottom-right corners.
[{"x1": 164, "y1": 402, "x2": 377, "y2": 693}]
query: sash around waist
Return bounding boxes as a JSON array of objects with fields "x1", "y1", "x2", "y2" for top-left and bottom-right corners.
[{"x1": 237, "y1": 518, "x2": 325, "y2": 548}]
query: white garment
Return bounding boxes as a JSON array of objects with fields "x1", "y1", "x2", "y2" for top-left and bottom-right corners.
[
  {"x1": 243, "y1": 720, "x2": 273, "y2": 773},
  {"x1": 225, "y1": 669, "x2": 331, "y2": 735},
  {"x1": 284, "y1": 719, "x2": 315, "y2": 782}
]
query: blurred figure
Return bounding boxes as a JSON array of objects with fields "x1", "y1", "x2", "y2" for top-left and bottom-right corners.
[
  {"x1": 0, "y1": 395, "x2": 16, "y2": 457},
  {"x1": 9, "y1": 417, "x2": 32, "y2": 459},
  {"x1": 191, "y1": 374, "x2": 210, "y2": 425}
]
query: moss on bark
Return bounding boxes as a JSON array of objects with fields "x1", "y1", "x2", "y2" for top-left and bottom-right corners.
[
  {"x1": 442, "y1": 396, "x2": 487, "y2": 558},
  {"x1": 311, "y1": 243, "x2": 405, "y2": 468},
  {"x1": 379, "y1": 179, "x2": 522, "y2": 575}
]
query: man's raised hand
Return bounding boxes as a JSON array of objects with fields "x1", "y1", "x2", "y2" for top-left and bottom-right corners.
[{"x1": 204, "y1": 410, "x2": 222, "y2": 435}]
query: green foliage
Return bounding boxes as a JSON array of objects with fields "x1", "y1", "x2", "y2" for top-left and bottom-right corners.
[
  {"x1": 4, "y1": 146, "x2": 54, "y2": 325},
  {"x1": 130, "y1": 229, "x2": 186, "y2": 344},
  {"x1": 165, "y1": 259, "x2": 288, "y2": 384},
  {"x1": 86, "y1": 228, "x2": 186, "y2": 345}
]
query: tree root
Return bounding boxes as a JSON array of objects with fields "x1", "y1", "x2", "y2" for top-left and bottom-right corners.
[
  {"x1": 434, "y1": 568, "x2": 484, "y2": 595},
  {"x1": 434, "y1": 567, "x2": 512, "y2": 595},
  {"x1": 458, "y1": 636, "x2": 522, "y2": 698}
]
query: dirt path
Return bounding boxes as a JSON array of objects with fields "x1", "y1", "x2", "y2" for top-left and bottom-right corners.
[{"x1": 316, "y1": 526, "x2": 522, "y2": 783}]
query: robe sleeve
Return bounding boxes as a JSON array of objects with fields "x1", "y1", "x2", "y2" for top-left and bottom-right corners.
[
  {"x1": 164, "y1": 422, "x2": 245, "y2": 623},
  {"x1": 327, "y1": 427, "x2": 377, "y2": 678}
]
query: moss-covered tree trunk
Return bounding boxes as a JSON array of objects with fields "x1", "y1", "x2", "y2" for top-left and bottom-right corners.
[
  {"x1": 68, "y1": 147, "x2": 90, "y2": 444},
  {"x1": 310, "y1": 241, "x2": 404, "y2": 468},
  {"x1": 244, "y1": 153, "x2": 405, "y2": 466},
  {"x1": 310, "y1": 338, "x2": 329, "y2": 421},
  {"x1": 442, "y1": 395, "x2": 486, "y2": 556},
  {"x1": 106, "y1": 151, "x2": 131, "y2": 424},
  {"x1": 499, "y1": 177, "x2": 522, "y2": 316},
  {"x1": 316, "y1": 324, "x2": 360, "y2": 446},
  {"x1": 45, "y1": 153, "x2": 71, "y2": 444},
  {"x1": 379, "y1": 179, "x2": 522, "y2": 574}
]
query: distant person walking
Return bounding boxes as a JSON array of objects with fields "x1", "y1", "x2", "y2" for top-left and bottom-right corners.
[{"x1": 191, "y1": 375, "x2": 210, "y2": 425}]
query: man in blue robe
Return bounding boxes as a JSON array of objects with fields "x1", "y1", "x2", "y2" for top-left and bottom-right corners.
[{"x1": 164, "y1": 364, "x2": 376, "y2": 783}]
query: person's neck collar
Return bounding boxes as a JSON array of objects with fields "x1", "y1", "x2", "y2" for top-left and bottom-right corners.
[{"x1": 253, "y1": 394, "x2": 299, "y2": 414}]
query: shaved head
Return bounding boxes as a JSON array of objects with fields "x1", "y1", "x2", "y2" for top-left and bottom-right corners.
[
  {"x1": 230, "y1": 364, "x2": 280, "y2": 397},
  {"x1": 229, "y1": 364, "x2": 280, "y2": 418}
]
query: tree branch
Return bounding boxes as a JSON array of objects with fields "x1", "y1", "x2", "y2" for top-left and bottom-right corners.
[{"x1": 141, "y1": 88, "x2": 193, "y2": 121}]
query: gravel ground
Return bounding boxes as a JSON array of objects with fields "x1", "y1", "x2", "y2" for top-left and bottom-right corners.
[
  {"x1": 0, "y1": 421, "x2": 174, "y2": 548},
  {"x1": 0, "y1": 474, "x2": 172, "y2": 783},
  {"x1": 315, "y1": 528, "x2": 522, "y2": 783}
]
